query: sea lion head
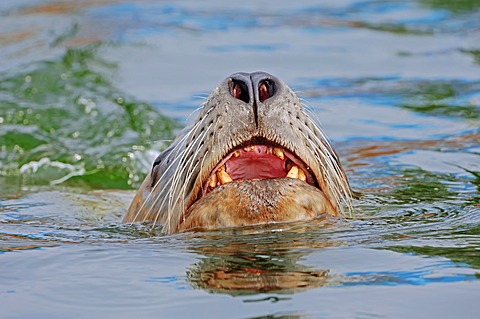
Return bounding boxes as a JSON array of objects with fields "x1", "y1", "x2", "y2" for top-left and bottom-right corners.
[{"x1": 124, "y1": 72, "x2": 352, "y2": 233}]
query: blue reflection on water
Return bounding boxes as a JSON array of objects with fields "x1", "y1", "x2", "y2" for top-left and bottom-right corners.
[
  {"x1": 210, "y1": 44, "x2": 286, "y2": 52},
  {"x1": 342, "y1": 261, "x2": 478, "y2": 287}
]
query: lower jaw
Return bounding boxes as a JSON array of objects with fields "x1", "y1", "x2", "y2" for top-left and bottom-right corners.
[{"x1": 178, "y1": 178, "x2": 337, "y2": 232}]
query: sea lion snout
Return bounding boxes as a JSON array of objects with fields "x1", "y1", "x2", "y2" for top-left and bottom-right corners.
[{"x1": 124, "y1": 72, "x2": 352, "y2": 233}]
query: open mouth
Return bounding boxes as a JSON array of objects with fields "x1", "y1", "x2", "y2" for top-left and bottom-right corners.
[{"x1": 201, "y1": 141, "x2": 319, "y2": 197}]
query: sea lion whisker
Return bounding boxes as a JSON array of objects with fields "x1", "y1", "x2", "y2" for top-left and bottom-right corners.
[
  {"x1": 162, "y1": 122, "x2": 214, "y2": 231},
  {"x1": 303, "y1": 128, "x2": 347, "y2": 195},
  {"x1": 177, "y1": 147, "x2": 210, "y2": 225},
  {"x1": 171, "y1": 120, "x2": 212, "y2": 190},
  {"x1": 302, "y1": 145, "x2": 346, "y2": 213},
  {"x1": 298, "y1": 130, "x2": 338, "y2": 182},
  {"x1": 136, "y1": 124, "x2": 206, "y2": 227},
  {"x1": 130, "y1": 151, "x2": 180, "y2": 225},
  {"x1": 177, "y1": 122, "x2": 214, "y2": 195},
  {"x1": 298, "y1": 129, "x2": 352, "y2": 214},
  {"x1": 164, "y1": 158, "x2": 203, "y2": 232},
  {"x1": 167, "y1": 112, "x2": 225, "y2": 225},
  {"x1": 139, "y1": 161, "x2": 179, "y2": 226},
  {"x1": 170, "y1": 146, "x2": 203, "y2": 219},
  {"x1": 294, "y1": 90, "x2": 306, "y2": 97},
  {"x1": 185, "y1": 107, "x2": 204, "y2": 125},
  {"x1": 299, "y1": 100, "x2": 316, "y2": 114},
  {"x1": 158, "y1": 151, "x2": 199, "y2": 229},
  {"x1": 193, "y1": 94, "x2": 209, "y2": 100},
  {"x1": 301, "y1": 107, "x2": 333, "y2": 143}
]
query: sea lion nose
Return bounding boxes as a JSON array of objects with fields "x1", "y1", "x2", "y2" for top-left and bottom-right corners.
[
  {"x1": 228, "y1": 72, "x2": 280, "y2": 128},
  {"x1": 228, "y1": 72, "x2": 278, "y2": 104}
]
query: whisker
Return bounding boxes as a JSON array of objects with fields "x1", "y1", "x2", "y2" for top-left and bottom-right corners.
[
  {"x1": 153, "y1": 106, "x2": 215, "y2": 232},
  {"x1": 135, "y1": 123, "x2": 204, "y2": 229},
  {"x1": 298, "y1": 128, "x2": 353, "y2": 215},
  {"x1": 185, "y1": 104, "x2": 205, "y2": 125},
  {"x1": 166, "y1": 123, "x2": 213, "y2": 228}
]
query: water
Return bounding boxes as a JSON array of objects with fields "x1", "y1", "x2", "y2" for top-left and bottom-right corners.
[{"x1": 1, "y1": 1, "x2": 479, "y2": 318}]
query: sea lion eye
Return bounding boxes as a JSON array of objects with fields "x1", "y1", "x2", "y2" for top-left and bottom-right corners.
[
  {"x1": 258, "y1": 79, "x2": 275, "y2": 103},
  {"x1": 230, "y1": 80, "x2": 249, "y2": 103}
]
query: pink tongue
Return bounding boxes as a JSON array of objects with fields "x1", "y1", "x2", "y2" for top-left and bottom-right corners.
[{"x1": 225, "y1": 146, "x2": 286, "y2": 180}]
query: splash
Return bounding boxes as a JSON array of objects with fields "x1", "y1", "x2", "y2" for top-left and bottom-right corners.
[{"x1": 0, "y1": 45, "x2": 178, "y2": 189}]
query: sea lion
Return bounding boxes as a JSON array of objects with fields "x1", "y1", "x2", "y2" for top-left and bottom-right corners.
[{"x1": 124, "y1": 72, "x2": 352, "y2": 233}]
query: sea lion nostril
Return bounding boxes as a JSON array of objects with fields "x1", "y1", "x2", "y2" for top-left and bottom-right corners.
[
  {"x1": 230, "y1": 80, "x2": 250, "y2": 103},
  {"x1": 258, "y1": 79, "x2": 275, "y2": 103}
]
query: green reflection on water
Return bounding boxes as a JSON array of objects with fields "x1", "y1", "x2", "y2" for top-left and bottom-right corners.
[
  {"x1": 389, "y1": 169, "x2": 459, "y2": 204},
  {"x1": 399, "y1": 81, "x2": 480, "y2": 120},
  {"x1": 461, "y1": 49, "x2": 480, "y2": 65},
  {"x1": 390, "y1": 236, "x2": 480, "y2": 269},
  {"x1": 0, "y1": 45, "x2": 178, "y2": 189},
  {"x1": 421, "y1": 0, "x2": 480, "y2": 12}
]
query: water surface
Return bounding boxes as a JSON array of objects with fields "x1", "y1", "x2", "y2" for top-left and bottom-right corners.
[{"x1": 0, "y1": 1, "x2": 479, "y2": 318}]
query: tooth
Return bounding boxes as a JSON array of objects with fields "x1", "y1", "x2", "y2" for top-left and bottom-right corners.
[
  {"x1": 251, "y1": 146, "x2": 255, "y2": 151},
  {"x1": 234, "y1": 150, "x2": 241, "y2": 158},
  {"x1": 217, "y1": 170, "x2": 233, "y2": 184},
  {"x1": 286, "y1": 165, "x2": 299, "y2": 179},
  {"x1": 244, "y1": 147, "x2": 250, "y2": 152},
  {"x1": 273, "y1": 148, "x2": 284, "y2": 160},
  {"x1": 298, "y1": 168, "x2": 307, "y2": 182},
  {"x1": 208, "y1": 173, "x2": 217, "y2": 188},
  {"x1": 217, "y1": 166, "x2": 233, "y2": 184}
]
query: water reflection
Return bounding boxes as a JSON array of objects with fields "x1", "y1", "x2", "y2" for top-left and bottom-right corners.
[
  {"x1": 18, "y1": 0, "x2": 118, "y2": 16},
  {"x1": 421, "y1": 0, "x2": 480, "y2": 12},
  {"x1": 246, "y1": 313, "x2": 307, "y2": 319},
  {"x1": 183, "y1": 214, "x2": 479, "y2": 296},
  {"x1": 185, "y1": 222, "x2": 342, "y2": 295}
]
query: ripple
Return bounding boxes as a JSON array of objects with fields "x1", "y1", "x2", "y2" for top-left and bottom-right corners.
[{"x1": 1, "y1": 1, "x2": 479, "y2": 317}]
